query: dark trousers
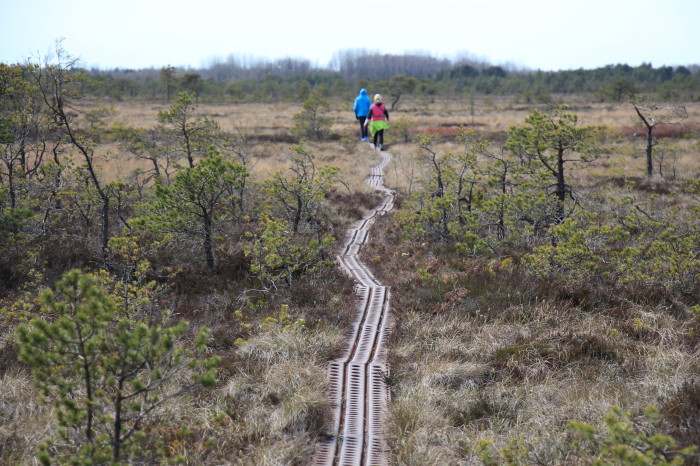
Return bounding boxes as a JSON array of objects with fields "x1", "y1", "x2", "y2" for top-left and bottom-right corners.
[
  {"x1": 373, "y1": 129, "x2": 384, "y2": 148},
  {"x1": 357, "y1": 116, "x2": 368, "y2": 139}
]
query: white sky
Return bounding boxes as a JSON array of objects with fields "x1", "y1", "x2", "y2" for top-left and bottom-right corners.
[{"x1": 1, "y1": 0, "x2": 698, "y2": 71}]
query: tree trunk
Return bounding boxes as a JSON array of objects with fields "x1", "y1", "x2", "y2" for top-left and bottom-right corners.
[
  {"x1": 75, "y1": 327, "x2": 95, "y2": 445},
  {"x1": 151, "y1": 157, "x2": 161, "y2": 177},
  {"x1": 633, "y1": 105, "x2": 655, "y2": 178},
  {"x1": 390, "y1": 93, "x2": 400, "y2": 111},
  {"x1": 113, "y1": 379, "x2": 124, "y2": 462},
  {"x1": 646, "y1": 125, "x2": 654, "y2": 177},
  {"x1": 293, "y1": 196, "x2": 302, "y2": 234},
  {"x1": 101, "y1": 198, "x2": 110, "y2": 258},
  {"x1": 555, "y1": 144, "x2": 566, "y2": 223},
  {"x1": 6, "y1": 159, "x2": 15, "y2": 209},
  {"x1": 497, "y1": 166, "x2": 507, "y2": 239},
  {"x1": 203, "y1": 213, "x2": 214, "y2": 270},
  {"x1": 184, "y1": 130, "x2": 195, "y2": 168},
  {"x1": 41, "y1": 77, "x2": 112, "y2": 260}
]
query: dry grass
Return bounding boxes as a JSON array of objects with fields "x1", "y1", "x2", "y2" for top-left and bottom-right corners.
[
  {"x1": 0, "y1": 370, "x2": 54, "y2": 463},
  {"x1": 73, "y1": 98, "x2": 699, "y2": 189},
  {"x1": 75, "y1": 100, "x2": 381, "y2": 193},
  {"x1": 89, "y1": 97, "x2": 700, "y2": 138},
  {"x1": 152, "y1": 325, "x2": 344, "y2": 465}
]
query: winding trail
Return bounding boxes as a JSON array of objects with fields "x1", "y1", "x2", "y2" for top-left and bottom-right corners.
[{"x1": 313, "y1": 147, "x2": 395, "y2": 466}]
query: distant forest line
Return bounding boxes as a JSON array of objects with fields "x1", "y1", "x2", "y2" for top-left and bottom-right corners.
[{"x1": 12, "y1": 50, "x2": 700, "y2": 103}]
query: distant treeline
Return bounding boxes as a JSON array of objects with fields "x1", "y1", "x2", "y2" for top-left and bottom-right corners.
[{"x1": 60, "y1": 50, "x2": 700, "y2": 103}]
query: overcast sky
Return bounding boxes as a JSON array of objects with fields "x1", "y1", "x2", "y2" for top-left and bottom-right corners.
[{"x1": 1, "y1": 0, "x2": 698, "y2": 71}]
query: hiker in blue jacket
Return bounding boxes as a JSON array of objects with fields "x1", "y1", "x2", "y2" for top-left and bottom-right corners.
[{"x1": 353, "y1": 88, "x2": 372, "y2": 141}]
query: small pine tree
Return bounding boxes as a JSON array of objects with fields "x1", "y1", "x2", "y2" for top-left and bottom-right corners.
[
  {"x1": 16, "y1": 269, "x2": 219, "y2": 464},
  {"x1": 505, "y1": 105, "x2": 601, "y2": 224},
  {"x1": 263, "y1": 144, "x2": 339, "y2": 235},
  {"x1": 135, "y1": 148, "x2": 248, "y2": 271},
  {"x1": 291, "y1": 91, "x2": 333, "y2": 140}
]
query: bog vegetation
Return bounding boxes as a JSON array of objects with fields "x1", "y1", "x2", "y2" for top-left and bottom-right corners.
[{"x1": 1, "y1": 45, "x2": 699, "y2": 464}]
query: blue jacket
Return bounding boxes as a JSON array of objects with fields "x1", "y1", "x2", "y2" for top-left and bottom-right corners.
[{"x1": 353, "y1": 89, "x2": 371, "y2": 117}]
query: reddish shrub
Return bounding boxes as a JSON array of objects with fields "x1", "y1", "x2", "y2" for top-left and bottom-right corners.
[{"x1": 423, "y1": 126, "x2": 461, "y2": 136}]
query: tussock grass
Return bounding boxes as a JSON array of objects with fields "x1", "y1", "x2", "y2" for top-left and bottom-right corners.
[{"x1": 211, "y1": 327, "x2": 341, "y2": 463}]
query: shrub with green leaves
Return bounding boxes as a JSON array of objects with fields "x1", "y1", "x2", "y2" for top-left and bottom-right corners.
[
  {"x1": 525, "y1": 201, "x2": 700, "y2": 293},
  {"x1": 263, "y1": 143, "x2": 339, "y2": 236},
  {"x1": 244, "y1": 214, "x2": 334, "y2": 290},
  {"x1": 387, "y1": 117, "x2": 417, "y2": 144},
  {"x1": 0, "y1": 188, "x2": 34, "y2": 274},
  {"x1": 396, "y1": 130, "x2": 554, "y2": 253},
  {"x1": 397, "y1": 133, "x2": 482, "y2": 242},
  {"x1": 157, "y1": 91, "x2": 220, "y2": 169},
  {"x1": 567, "y1": 406, "x2": 697, "y2": 465},
  {"x1": 474, "y1": 406, "x2": 697, "y2": 465}
]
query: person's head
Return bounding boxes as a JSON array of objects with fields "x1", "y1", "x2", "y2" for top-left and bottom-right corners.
[
  {"x1": 360, "y1": 88, "x2": 367, "y2": 96},
  {"x1": 374, "y1": 94, "x2": 382, "y2": 103}
]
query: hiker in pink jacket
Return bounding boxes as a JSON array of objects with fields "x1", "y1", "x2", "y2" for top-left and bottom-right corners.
[{"x1": 364, "y1": 94, "x2": 389, "y2": 150}]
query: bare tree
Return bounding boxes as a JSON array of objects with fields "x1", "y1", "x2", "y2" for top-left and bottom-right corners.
[
  {"x1": 632, "y1": 102, "x2": 687, "y2": 178},
  {"x1": 333, "y1": 49, "x2": 450, "y2": 80},
  {"x1": 32, "y1": 41, "x2": 112, "y2": 259}
]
